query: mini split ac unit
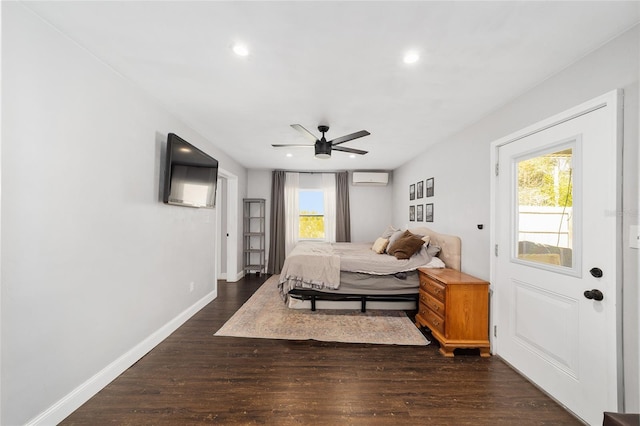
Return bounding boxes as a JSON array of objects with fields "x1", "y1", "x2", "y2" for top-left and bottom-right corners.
[{"x1": 352, "y1": 172, "x2": 389, "y2": 186}]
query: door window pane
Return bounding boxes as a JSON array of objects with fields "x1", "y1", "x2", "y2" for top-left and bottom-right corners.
[{"x1": 516, "y1": 148, "x2": 573, "y2": 268}]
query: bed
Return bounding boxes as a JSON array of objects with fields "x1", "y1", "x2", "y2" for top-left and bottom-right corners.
[{"x1": 278, "y1": 226, "x2": 461, "y2": 311}]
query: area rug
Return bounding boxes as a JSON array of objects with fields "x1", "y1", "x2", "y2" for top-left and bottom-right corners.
[{"x1": 214, "y1": 275, "x2": 429, "y2": 346}]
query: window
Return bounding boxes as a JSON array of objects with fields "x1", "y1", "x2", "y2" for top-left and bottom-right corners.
[
  {"x1": 299, "y1": 190, "x2": 324, "y2": 239},
  {"x1": 516, "y1": 147, "x2": 574, "y2": 268}
]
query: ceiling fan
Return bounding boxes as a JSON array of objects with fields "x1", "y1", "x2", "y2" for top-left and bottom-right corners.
[{"x1": 272, "y1": 124, "x2": 370, "y2": 159}]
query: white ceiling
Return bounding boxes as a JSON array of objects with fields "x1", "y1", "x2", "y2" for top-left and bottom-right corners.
[{"x1": 24, "y1": 1, "x2": 640, "y2": 172}]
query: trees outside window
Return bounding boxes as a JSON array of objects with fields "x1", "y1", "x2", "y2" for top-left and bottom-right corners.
[
  {"x1": 517, "y1": 148, "x2": 574, "y2": 252},
  {"x1": 299, "y1": 190, "x2": 324, "y2": 239}
]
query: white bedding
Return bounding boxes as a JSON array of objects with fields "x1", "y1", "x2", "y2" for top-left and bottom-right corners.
[{"x1": 333, "y1": 242, "x2": 432, "y2": 275}]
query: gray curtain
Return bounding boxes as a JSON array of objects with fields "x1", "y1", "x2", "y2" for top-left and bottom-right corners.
[
  {"x1": 335, "y1": 171, "x2": 351, "y2": 242},
  {"x1": 267, "y1": 170, "x2": 286, "y2": 274}
]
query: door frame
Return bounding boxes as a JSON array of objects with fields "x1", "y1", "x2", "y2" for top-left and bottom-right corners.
[
  {"x1": 215, "y1": 176, "x2": 227, "y2": 280},
  {"x1": 216, "y1": 167, "x2": 239, "y2": 282},
  {"x1": 489, "y1": 89, "x2": 624, "y2": 410}
]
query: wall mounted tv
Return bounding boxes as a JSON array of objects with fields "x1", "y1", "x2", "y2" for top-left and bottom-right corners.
[{"x1": 163, "y1": 133, "x2": 219, "y2": 209}]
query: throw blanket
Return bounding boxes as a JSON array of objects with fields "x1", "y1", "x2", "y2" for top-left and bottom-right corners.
[{"x1": 278, "y1": 242, "x2": 341, "y2": 296}]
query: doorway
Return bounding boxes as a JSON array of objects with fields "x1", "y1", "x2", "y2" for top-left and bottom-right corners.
[{"x1": 216, "y1": 168, "x2": 239, "y2": 282}]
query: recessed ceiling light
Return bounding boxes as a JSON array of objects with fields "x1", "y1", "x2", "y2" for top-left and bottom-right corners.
[
  {"x1": 403, "y1": 50, "x2": 419, "y2": 64},
  {"x1": 286, "y1": 153, "x2": 293, "y2": 157},
  {"x1": 349, "y1": 154, "x2": 356, "y2": 158},
  {"x1": 232, "y1": 43, "x2": 249, "y2": 57}
]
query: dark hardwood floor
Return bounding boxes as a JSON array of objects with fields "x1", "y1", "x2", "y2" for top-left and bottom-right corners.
[{"x1": 62, "y1": 274, "x2": 581, "y2": 425}]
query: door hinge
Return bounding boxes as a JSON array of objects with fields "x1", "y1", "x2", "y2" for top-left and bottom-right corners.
[
  {"x1": 494, "y1": 244, "x2": 498, "y2": 257},
  {"x1": 495, "y1": 162, "x2": 499, "y2": 176},
  {"x1": 494, "y1": 325, "x2": 498, "y2": 338}
]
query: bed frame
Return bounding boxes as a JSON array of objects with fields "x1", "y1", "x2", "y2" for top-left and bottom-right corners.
[{"x1": 286, "y1": 227, "x2": 461, "y2": 311}]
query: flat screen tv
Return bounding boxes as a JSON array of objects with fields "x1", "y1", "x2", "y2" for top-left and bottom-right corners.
[{"x1": 163, "y1": 133, "x2": 219, "y2": 209}]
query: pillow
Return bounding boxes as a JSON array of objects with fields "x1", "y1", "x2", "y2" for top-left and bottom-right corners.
[
  {"x1": 427, "y1": 244, "x2": 441, "y2": 257},
  {"x1": 421, "y1": 235, "x2": 431, "y2": 246},
  {"x1": 371, "y1": 237, "x2": 389, "y2": 254},
  {"x1": 387, "y1": 230, "x2": 425, "y2": 260},
  {"x1": 386, "y1": 230, "x2": 404, "y2": 250},
  {"x1": 380, "y1": 225, "x2": 397, "y2": 239},
  {"x1": 424, "y1": 256, "x2": 446, "y2": 268}
]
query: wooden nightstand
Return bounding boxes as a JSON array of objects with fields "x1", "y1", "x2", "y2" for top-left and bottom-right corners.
[{"x1": 415, "y1": 268, "x2": 490, "y2": 357}]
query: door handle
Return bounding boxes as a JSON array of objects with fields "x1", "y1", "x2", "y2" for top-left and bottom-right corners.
[
  {"x1": 584, "y1": 289, "x2": 604, "y2": 301},
  {"x1": 590, "y1": 267, "x2": 603, "y2": 278}
]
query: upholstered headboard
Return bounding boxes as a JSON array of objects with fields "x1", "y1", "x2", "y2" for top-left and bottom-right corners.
[{"x1": 410, "y1": 226, "x2": 461, "y2": 271}]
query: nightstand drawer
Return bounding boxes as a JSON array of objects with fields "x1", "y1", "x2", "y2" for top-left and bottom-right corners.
[
  {"x1": 419, "y1": 275, "x2": 446, "y2": 302},
  {"x1": 419, "y1": 291, "x2": 445, "y2": 316},
  {"x1": 422, "y1": 306, "x2": 445, "y2": 336}
]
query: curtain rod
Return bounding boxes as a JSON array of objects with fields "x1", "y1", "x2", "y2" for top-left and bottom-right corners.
[
  {"x1": 274, "y1": 170, "x2": 389, "y2": 174},
  {"x1": 274, "y1": 170, "x2": 347, "y2": 174}
]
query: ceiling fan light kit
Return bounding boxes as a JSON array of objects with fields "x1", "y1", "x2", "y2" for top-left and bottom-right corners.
[
  {"x1": 315, "y1": 142, "x2": 331, "y2": 159},
  {"x1": 315, "y1": 125, "x2": 331, "y2": 159},
  {"x1": 272, "y1": 124, "x2": 370, "y2": 159}
]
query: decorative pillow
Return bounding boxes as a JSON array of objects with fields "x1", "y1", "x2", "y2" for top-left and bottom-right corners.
[
  {"x1": 386, "y1": 229, "x2": 404, "y2": 250},
  {"x1": 387, "y1": 230, "x2": 425, "y2": 260},
  {"x1": 371, "y1": 237, "x2": 389, "y2": 254},
  {"x1": 380, "y1": 225, "x2": 397, "y2": 239}
]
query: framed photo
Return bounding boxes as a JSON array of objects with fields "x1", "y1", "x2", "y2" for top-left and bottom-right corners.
[
  {"x1": 409, "y1": 205, "x2": 415, "y2": 221},
  {"x1": 416, "y1": 204, "x2": 424, "y2": 221},
  {"x1": 425, "y1": 203, "x2": 434, "y2": 222},
  {"x1": 426, "y1": 177, "x2": 434, "y2": 197},
  {"x1": 416, "y1": 180, "x2": 424, "y2": 199},
  {"x1": 409, "y1": 184, "x2": 415, "y2": 200}
]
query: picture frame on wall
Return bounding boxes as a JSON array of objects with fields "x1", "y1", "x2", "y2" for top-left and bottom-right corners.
[
  {"x1": 426, "y1": 203, "x2": 434, "y2": 222},
  {"x1": 416, "y1": 180, "x2": 424, "y2": 199},
  {"x1": 410, "y1": 184, "x2": 415, "y2": 200},
  {"x1": 426, "y1": 177, "x2": 434, "y2": 197},
  {"x1": 416, "y1": 204, "x2": 424, "y2": 221},
  {"x1": 409, "y1": 205, "x2": 415, "y2": 221}
]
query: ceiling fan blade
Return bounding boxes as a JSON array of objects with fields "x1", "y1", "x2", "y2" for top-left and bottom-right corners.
[
  {"x1": 271, "y1": 144, "x2": 313, "y2": 148},
  {"x1": 290, "y1": 124, "x2": 318, "y2": 142},
  {"x1": 329, "y1": 130, "x2": 370, "y2": 146},
  {"x1": 332, "y1": 146, "x2": 368, "y2": 155}
]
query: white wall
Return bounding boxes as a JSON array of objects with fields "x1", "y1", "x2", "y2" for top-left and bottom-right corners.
[
  {"x1": 1, "y1": 3, "x2": 247, "y2": 424},
  {"x1": 393, "y1": 25, "x2": 639, "y2": 412},
  {"x1": 349, "y1": 172, "x2": 394, "y2": 243}
]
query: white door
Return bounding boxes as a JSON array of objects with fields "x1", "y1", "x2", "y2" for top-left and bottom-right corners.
[{"x1": 492, "y1": 91, "x2": 622, "y2": 425}]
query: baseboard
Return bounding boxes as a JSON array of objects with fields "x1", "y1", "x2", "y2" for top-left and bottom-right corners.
[
  {"x1": 218, "y1": 272, "x2": 248, "y2": 281},
  {"x1": 26, "y1": 290, "x2": 218, "y2": 426},
  {"x1": 225, "y1": 270, "x2": 245, "y2": 282}
]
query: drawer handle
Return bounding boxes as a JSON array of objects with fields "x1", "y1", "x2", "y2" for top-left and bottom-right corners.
[{"x1": 431, "y1": 319, "x2": 440, "y2": 326}]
